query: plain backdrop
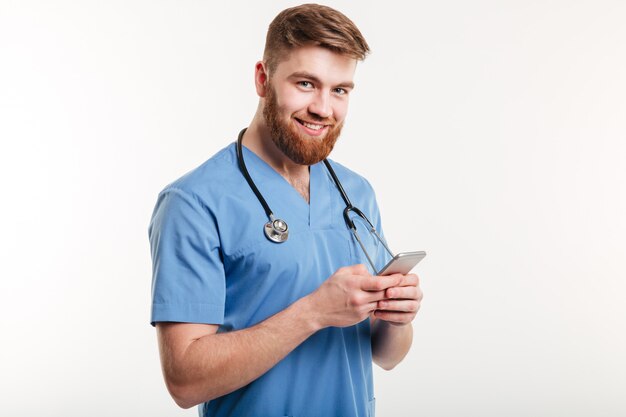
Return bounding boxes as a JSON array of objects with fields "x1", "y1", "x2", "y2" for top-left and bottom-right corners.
[{"x1": 1, "y1": 1, "x2": 625, "y2": 416}]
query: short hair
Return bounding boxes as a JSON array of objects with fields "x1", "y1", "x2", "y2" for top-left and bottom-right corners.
[{"x1": 263, "y1": 3, "x2": 370, "y2": 74}]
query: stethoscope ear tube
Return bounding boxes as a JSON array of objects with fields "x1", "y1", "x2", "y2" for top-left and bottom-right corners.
[
  {"x1": 343, "y1": 205, "x2": 395, "y2": 272},
  {"x1": 327, "y1": 159, "x2": 395, "y2": 265}
]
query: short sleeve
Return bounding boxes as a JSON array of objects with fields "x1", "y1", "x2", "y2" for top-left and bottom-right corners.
[{"x1": 148, "y1": 188, "x2": 225, "y2": 326}]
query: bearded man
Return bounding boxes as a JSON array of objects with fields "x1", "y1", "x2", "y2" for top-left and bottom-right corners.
[{"x1": 149, "y1": 4, "x2": 422, "y2": 417}]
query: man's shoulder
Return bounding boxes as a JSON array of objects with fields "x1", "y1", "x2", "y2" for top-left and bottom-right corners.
[{"x1": 160, "y1": 143, "x2": 238, "y2": 199}]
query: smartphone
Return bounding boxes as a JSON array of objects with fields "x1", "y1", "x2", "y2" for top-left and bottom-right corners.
[{"x1": 377, "y1": 251, "x2": 426, "y2": 276}]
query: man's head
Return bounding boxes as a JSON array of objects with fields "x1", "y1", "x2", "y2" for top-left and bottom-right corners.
[
  {"x1": 257, "y1": 4, "x2": 370, "y2": 165},
  {"x1": 263, "y1": 4, "x2": 370, "y2": 75}
]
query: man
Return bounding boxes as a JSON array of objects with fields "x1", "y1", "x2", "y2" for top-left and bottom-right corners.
[{"x1": 149, "y1": 4, "x2": 422, "y2": 416}]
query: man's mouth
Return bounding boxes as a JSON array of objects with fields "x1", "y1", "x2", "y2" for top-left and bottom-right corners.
[{"x1": 295, "y1": 118, "x2": 329, "y2": 134}]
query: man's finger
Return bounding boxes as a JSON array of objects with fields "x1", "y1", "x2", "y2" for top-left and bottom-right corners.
[
  {"x1": 377, "y1": 299, "x2": 420, "y2": 313},
  {"x1": 394, "y1": 273, "x2": 419, "y2": 287},
  {"x1": 385, "y1": 286, "x2": 421, "y2": 300},
  {"x1": 361, "y1": 290, "x2": 387, "y2": 304},
  {"x1": 373, "y1": 310, "x2": 415, "y2": 325},
  {"x1": 360, "y1": 274, "x2": 402, "y2": 291}
]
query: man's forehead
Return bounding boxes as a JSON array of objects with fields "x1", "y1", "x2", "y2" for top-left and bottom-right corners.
[{"x1": 271, "y1": 45, "x2": 357, "y2": 83}]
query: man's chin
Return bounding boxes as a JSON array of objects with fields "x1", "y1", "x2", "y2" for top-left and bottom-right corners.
[
  {"x1": 293, "y1": 131, "x2": 330, "y2": 143},
  {"x1": 283, "y1": 138, "x2": 334, "y2": 165}
]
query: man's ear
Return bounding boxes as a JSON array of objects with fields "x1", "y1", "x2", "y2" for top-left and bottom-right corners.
[{"x1": 254, "y1": 61, "x2": 269, "y2": 97}]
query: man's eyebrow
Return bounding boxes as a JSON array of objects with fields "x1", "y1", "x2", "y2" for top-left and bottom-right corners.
[{"x1": 288, "y1": 71, "x2": 355, "y2": 90}]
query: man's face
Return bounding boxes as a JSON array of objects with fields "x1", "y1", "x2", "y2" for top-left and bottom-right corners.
[{"x1": 262, "y1": 45, "x2": 357, "y2": 165}]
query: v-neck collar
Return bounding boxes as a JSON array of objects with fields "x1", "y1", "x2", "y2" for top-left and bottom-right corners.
[{"x1": 239, "y1": 144, "x2": 332, "y2": 229}]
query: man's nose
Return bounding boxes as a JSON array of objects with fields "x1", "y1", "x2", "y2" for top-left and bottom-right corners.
[{"x1": 308, "y1": 91, "x2": 332, "y2": 119}]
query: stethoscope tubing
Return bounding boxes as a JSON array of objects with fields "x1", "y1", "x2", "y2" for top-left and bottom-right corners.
[
  {"x1": 236, "y1": 128, "x2": 394, "y2": 270},
  {"x1": 236, "y1": 129, "x2": 275, "y2": 221}
]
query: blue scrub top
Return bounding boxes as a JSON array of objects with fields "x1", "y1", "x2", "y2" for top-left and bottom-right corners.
[{"x1": 149, "y1": 142, "x2": 390, "y2": 417}]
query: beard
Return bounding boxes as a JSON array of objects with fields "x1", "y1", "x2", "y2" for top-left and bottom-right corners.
[{"x1": 263, "y1": 83, "x2": 343, "y2": 165}]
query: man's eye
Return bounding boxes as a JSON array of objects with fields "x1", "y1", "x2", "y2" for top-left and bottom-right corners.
[
  {"x1": 298, "y1": 81, "x2": 313, "y2": 88},
  {"x1": 334, "y1": 88, "x2": 347, "y2": 95}
]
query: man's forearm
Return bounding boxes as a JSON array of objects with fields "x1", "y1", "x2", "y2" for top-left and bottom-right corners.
[
  {"x1": 166, "y1": 298, "x2": 320, "y2": 408},
  {"x1": 159, "y1": 267, "x2": 402, "y2": 408},
  {"x1": 370, "y1": 318, "x2": 413, "y2": 370}
]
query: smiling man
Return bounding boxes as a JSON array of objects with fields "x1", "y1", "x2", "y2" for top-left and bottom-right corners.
[{"x1": 149, "y1": 4, "x2": 422, "y2": 417}]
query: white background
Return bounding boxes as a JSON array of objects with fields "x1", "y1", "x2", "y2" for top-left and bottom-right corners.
[{"x1": 1, "y1": 1, "x2": 625, "y2": 416}]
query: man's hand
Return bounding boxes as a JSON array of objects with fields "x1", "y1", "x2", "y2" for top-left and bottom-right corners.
[
  {"x1": 373, "y1": 273, "x2": 422, "y2": 326},
  {"x1": 306, "y1": 264, "x2": 402, "y2": 329},
  {"x1": 369, "y1": 273, "x2": 422, "y2": 370}
]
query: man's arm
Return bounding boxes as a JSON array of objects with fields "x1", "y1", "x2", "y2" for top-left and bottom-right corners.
[
  {"x1": 157, "y1": 299, "x2": 317, "y2": 409},
  {"x1": 157, "y1": 265, "x2": 402, "y2": 409},
  {"x1": 370, "y1": 274, "x2": 422, "y2": 370}
]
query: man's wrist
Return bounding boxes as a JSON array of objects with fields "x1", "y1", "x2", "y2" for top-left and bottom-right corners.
[
  {"x1": 372, "y1": 317, "x2": 413, "y2": 334},
  {"x1": 293, "y1": 294, "x2": 325, "y2": 333}
]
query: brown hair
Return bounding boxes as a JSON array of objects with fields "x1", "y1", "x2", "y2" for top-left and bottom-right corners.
[{"x1": 263, "y1": 3, "x2": 370, "y2": 74}]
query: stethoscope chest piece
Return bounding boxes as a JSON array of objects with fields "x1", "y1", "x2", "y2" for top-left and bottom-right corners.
[{"x1": 264, "y1": 218, "x2": 289, "y2": 243}]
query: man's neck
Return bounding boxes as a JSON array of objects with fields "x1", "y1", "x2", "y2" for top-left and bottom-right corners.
[{"x1": 242, "y1": 117, "x2": 311, "y2": 203}]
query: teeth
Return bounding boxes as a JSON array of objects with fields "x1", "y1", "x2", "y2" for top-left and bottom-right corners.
[{"x1": 302, "y1": 121, "x2": 323, "y2": 130}]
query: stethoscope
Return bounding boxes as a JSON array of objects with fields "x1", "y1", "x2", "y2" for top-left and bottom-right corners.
[{"x1": 236, "y1": 128, "x2": 393, "y2": 271}]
